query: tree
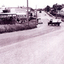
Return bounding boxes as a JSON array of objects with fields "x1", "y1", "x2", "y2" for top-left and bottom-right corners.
[
  {"x1": 53, "y1": 4, "x2": 62, "y2": 11},
  {"x1": 45, "y1": 5, "x2": 51, "y2": 12},
  {"x1": 52, "y1": 4, "x2": 62, "y2": 17}
]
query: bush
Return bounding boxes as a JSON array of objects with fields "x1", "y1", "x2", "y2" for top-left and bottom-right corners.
[
  {"x1": 0, "y1": 20, "x2": 37, "y2": 33},
  {"x1": 0, "y1": 24, "x2": 25, "y2": 33}
]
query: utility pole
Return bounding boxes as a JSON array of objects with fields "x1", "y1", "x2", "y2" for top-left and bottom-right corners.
[
  {"x1": 27, "y1": 0, "x2": 29, "y2": 25},
  {"x1": 36, "y1": 5, "x2": 37, "y2": 23}
]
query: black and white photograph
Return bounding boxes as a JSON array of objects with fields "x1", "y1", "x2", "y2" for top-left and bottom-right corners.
[{"x1": 0, "y1": 0, "x2": 64, "y2": 64}]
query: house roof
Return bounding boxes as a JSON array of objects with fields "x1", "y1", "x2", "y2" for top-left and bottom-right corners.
[{"x1": 0, "y1": 6, "x2": 35, "y2": 15}]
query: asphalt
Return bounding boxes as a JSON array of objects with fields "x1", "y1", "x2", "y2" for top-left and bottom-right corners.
[{"x1": 0, "y1": 11, "x2": 64, "y2": 64}]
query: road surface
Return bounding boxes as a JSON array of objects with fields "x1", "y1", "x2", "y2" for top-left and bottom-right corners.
[
  {"x1": 0, "y1": 24, "x2": 64, "y2": 64},
  {"x1": 0, "y1": 11, "x2": 64, "y2": 64},
  {"x1": 0, "y1": 19, "x2": 62, "y2": 47},
  {"x1": 0, "y1": 11, "x2": 63, "y2": 47}
]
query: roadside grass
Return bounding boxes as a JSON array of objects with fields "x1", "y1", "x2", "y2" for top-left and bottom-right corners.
[
  {"x1": 0, "y1": 21, "x2": 37, "y2": 33},
  {"x1": 0, "y1": 24, "x2": 26, "y2": 33}
]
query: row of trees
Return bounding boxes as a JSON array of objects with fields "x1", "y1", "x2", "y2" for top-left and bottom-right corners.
[
  {"x1": 45, "y1": 4, "x2": 62, "y2": 12},
  {"x1": 44, "y1": 4, "x2": 63, "y2": 16}
]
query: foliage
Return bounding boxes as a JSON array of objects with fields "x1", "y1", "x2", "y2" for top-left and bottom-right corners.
[
  {"x1": 52, "y1": 4, "x2": 62, "y2": 11},
  {"x1": 45, "y1": 5, "x2": 51, "y2": 12}
]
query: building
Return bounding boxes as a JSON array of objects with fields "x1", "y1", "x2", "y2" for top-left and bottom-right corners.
[{"x1": 0, "y1": 6, "x2": 35, "y2": 18}]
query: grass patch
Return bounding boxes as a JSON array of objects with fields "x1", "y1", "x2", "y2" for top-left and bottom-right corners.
[
  {"x1": 0, "y1": 24, "x2": 26, "y2": 33},
  {"x1": 0, "y1": 21, "x2": 37, "y2": 33}
]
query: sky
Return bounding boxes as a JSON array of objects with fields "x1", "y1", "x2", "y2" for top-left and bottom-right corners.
[{"x1": 0, "y1": 0, "x2": 64, "y2": 9}]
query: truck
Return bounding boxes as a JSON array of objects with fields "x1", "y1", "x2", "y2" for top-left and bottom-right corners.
[{"x1": 48, "y1": 19, "x2": 61, "y2": 26}]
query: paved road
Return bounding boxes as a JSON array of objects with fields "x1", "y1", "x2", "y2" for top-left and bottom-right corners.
[
  {"x1": 0, "y1": 11, "x2": 64, "y2": 64},
  {"x1": 0, "y1": 11, "x2": 63, "y2": 47},
  {"x1": 0, "y1": 19, "x2": 62, "y2": 47},
  {"x1": 0, "y1": 25, "x2": 64, "y2": 64}
]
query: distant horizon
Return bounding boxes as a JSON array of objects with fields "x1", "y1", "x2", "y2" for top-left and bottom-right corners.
[{"x1": 0, "y1": 0, "x2": 64, "y2": 9}]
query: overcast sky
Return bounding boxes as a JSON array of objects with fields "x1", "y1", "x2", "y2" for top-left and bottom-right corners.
[{"x1": 0, "y1": 0, "x2": 64, "y2": 8}]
